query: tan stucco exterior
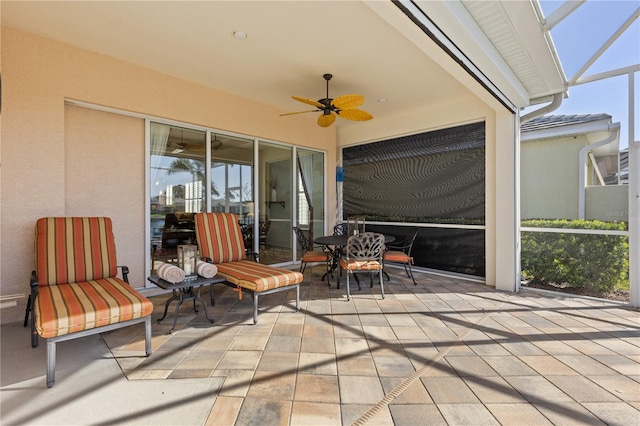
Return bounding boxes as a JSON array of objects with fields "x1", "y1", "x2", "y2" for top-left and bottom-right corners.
[
  {"x1": 521, "y1": 133, "x2": 628, "y2": 221},
  {"x1": 1, "y1": 25, "x2": 520, "y2": 324},
  {"x1": 521, "y1": 136, "x2": 585, "y2": 219},
  {"x1": 0, "y1": 27, "x2": 336, "y2": 323}
]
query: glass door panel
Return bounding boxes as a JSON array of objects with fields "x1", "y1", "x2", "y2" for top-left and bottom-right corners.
[
  {"x1": 296, "y1": 149, "x2": 325, "y2": 260},
  {"x1": 209, "y1": 134, "x2": 255, "y2": 250},
  {"x1": 149, "y1": 123, "x2": 205, "y2": 274},
  {"x1": 259, "y1": 142, "x2": 293, "y2": 265}
]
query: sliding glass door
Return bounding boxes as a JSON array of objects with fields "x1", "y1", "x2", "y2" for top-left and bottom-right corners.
[
  {"x1": 295, "y1": 148, "x2": 325, "y2": 260},
  {"x1": 148, "y1": 121, "x2": 325, "y2": 276},
  {"x1": 210, "y1": 134, "x2": 254, "y2": 251},
  {"x1": 149, "y1": 124, "x2": 205, "y2": 274},
  {"x1": 258, "y1": 141, "x2": 293, "y2": 265}
]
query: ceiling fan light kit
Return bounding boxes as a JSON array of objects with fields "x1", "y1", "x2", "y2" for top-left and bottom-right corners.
[{"x1": 281, "y1": 74, "x2": 373, "y2": 127}]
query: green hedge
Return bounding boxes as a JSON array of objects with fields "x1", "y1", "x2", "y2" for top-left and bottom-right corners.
[{"x1": 521, "y1": 219, "x2": 628, "y2": 294}]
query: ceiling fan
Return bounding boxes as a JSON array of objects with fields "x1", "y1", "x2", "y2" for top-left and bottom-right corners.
[
  {"x1": 168, "y1": 131, "x2": 224, "y2": 154},
  {"x1": 281, "y1": 74, "x2": 373, "y2": 127}
]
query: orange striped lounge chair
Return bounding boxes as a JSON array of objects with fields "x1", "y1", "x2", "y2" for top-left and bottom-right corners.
[
  {"x1": 194, "y1": 213, "x2": 303, "y2": 324},
  {"x1": 25, "y1": 217, "x2": 153, "y2": 388}
]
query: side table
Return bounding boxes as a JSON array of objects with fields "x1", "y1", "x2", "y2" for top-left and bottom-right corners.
[{"x1": 147, "y1": 274, "x2": 225, "y2": 333}]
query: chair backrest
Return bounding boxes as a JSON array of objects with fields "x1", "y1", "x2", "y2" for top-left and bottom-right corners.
[
  {"x1": 333, "y1": 223, "x2": 348, "y2": 235},
  {"x1": 345, "y1": 232, "x2": 385, "y2": 261},
  {"x1": 292, "y1": 227, "x2": 310, "y2": 253},
  {"x1": 35, "y1": 217, "x2": 118, "y2": 286},
  {"x1": 259, "y1": 219, "x2": 271, "y2": 237},
  {"x1": 334, "y1": 221, "x2": 365, "y2": 236},
  {"x1": 194, "y1": 213, "x2": 247, "y2": 263},
  {"x1": 405, "y1": 228, "x2": 420, "y2": 254}
]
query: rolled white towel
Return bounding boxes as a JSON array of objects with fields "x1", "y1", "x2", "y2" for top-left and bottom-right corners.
[
  {"x1": 157, "y1": 262, "x2": 186, "y2": 283},
  {"x1": 196, "y1": 260, "x2": 218, "y2": 278}
]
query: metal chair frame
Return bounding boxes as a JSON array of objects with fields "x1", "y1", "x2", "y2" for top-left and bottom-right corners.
[
  {"x1": 383, "y1": 228, "x2": 419, "y2": 285},
  {"x1": 340, "y1": 232, "x2": 385, "y2": 301},
  {"x1": 292, "y1": 226, "x2": 332, "y2": 278}
]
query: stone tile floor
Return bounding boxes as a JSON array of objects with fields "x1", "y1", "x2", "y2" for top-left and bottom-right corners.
[
  {"x1": 2, "y1": 266, "x2": 639, "y2": 425},
  {"x1": 104, "y1": 267, "x2": 640, "y2": 425}
]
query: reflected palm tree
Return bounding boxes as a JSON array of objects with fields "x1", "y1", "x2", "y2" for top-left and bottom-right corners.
[{"x1": 167, "y1": 158, "x2": 220, "y2": 197}]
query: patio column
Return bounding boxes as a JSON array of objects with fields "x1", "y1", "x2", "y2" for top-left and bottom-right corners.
[{"x1": 492, "y1": 110, "x2": 520, "y2": 292}]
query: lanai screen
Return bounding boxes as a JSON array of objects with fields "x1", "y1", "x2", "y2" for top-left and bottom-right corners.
[
  {"x1": 343, "y1": 122, "x2": 485, "y2": 223},
  {"x1": 342, "y1": 121, "x2": 486, "y2": 276}
]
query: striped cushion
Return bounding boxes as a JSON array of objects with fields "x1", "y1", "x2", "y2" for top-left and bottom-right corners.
[
  {"x1": 194, "y1": 213, "x2": 247, "y2": 263},
  {"x1": 216, "y1": 261, "x2": 303, "y2": 292},
  {"x1": 383, "y1": 251, "x2": 413, "y2": 263},
  {"x1": 35, "y1": 217, "x2": 118, "y2": 286},
  {"x1": 302, "y1": 250, "x2": 331, "y2": 263},
  {"x1": 339, "y1": 258, "x2": 383, "y2": 272},
  {"x1": 35, "y1": 277, "x2": 153, "y2": 338}
]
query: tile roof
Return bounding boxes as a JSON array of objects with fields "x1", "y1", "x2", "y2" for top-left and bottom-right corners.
[{"x1": 521, "y1": 114, "x2": 612, "y2": 133}]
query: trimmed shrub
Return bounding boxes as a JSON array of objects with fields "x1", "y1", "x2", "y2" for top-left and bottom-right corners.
[{"x1": 521, "y1": 219, "x2": 628, "y2": 294}]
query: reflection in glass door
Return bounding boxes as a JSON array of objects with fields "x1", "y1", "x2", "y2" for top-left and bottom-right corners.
[
  {"x1": 296, "y1": 149, "x2": 325, "y2": 261},
  {"x1": 209, "y1": 133, "x2": 254, "y2": 251},
  {"x1": 259, "y1": 142, "x2": 293, "y2": 265},
  {"x1": 149, "y1": 124, "x2": 205, "y2": 274},
  {"x1": 149, "y1": 121, "x2": 325, "y2": 274}
]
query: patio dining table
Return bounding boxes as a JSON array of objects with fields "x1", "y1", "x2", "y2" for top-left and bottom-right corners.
[{"x1": 314, "y1": 233, "x2": 395, "y2": 286}]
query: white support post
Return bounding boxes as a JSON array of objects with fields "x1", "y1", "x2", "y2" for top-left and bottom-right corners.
[{"x1": 628, "y1": 71, "x2": 639, "y2": 307}]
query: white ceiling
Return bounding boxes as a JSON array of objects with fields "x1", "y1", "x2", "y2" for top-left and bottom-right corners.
[{"x1": 1, "y1": 1, "x2": 563, "y2": 130}]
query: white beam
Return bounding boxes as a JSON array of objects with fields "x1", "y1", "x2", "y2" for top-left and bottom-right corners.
[
  {"x1": 543, "y1": 0, "x2": 586, "y2": 31},
  {"x1": 575, "y1": 64, "x2": 640, "y2": 86},
  {"x1": 628, "y1": 71, "x2": 639, "y2": 307},
  {"x1": 569, "y1": 7, "x2": 640, "y2": 85}
]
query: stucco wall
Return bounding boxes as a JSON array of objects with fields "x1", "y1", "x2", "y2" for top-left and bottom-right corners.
[
  {"x1": 586, "y1": 185, "x2": 629, "y2": 221},
  {"x1": 521, "y1": 136, "x2": 586, "y2": 219},
  {"x1": 0, "y1": 26, "x2": 335, "y2": 324},
  {"x1": 65, "y1": 105, "x2": 146, "y2": 280},
  {"x1": 1, "y1": 24, "x2": 519, "y2": 324}
]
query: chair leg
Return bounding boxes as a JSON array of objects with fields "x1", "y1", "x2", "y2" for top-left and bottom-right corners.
[
  {"x1": 31, "y1": 306, "x2": 39, "y2": 348},
  {"x1": 144, "y1": 316, "x2": 152, "y2": 356},
  {"x1": 408, "y1": 263, "x2": 417, "y2": 285},
  {"x1": 379, "y1": 269, "x2": 385, "y2": 299},
  {"x1": 23, "y1": 294, "x2": 31, "y2": 327},
  {"x1": 46, "y1": 340, "x2": 56, "y2": 388},
  {"x1": 253, "y1": 293, "x2": 259, "y2": 324},
  {"x1": 346, "y1": 272, "x2": 351, "y2": 301}
]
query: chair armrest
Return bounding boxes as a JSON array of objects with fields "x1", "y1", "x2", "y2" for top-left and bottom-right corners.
[
  {"x1": 385, "y1": 240, "x2": 411, "y2": 251},
  {"x1": 118, "y1": 265, "x2": 130, "y2": 284}
]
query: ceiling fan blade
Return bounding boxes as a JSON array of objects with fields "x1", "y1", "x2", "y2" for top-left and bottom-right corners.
[
  {"x1": 337, "y1": 109, "x2": 373, "y2": 121},
  {"x1": 332, "y1": 94, "x2": 364, "y2": 110},
  {"x1": 280, "y1": 109, "x2": 318, "y2": 116},
  {"x1": 292, "y1": 96, "x2": 324, "y2": 108},
  {"x1": 317, "y1": 112, "x2": 336, "y2": 127}
]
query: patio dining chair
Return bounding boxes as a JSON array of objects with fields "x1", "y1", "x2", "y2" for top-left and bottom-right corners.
[
  {"x1": 339, "y1": 232, "x2": 385, "y2": 301},
  {"x1": 383, "y1": 227, "x2": 419, "y2": 285},
  {"x1": 259, "y1": 218, "x2": 271, "y2": 250},
  {"x1": 333, "y1": 223, "x2": 348, "y2": 235},
  {"x1": 292, "y1": 226, "x2": 332, "y2": 280}
]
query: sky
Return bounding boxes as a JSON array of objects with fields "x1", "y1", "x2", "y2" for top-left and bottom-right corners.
[{"x1": 528, "y1": 0, "x2": 640, "y2": 149}]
